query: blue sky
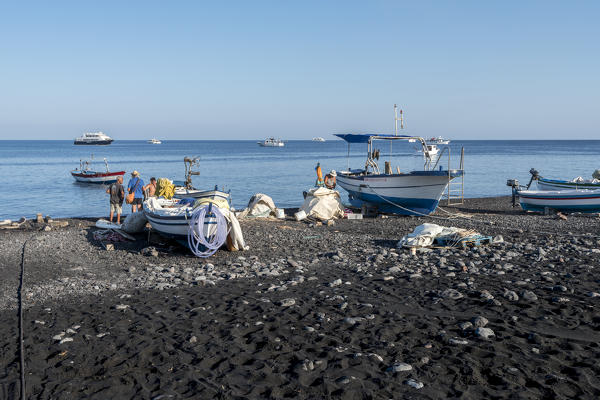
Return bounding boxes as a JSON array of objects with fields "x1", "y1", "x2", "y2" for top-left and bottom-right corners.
[{"x1": 0, "y1": 1, "x2": 598, "y2": 140}]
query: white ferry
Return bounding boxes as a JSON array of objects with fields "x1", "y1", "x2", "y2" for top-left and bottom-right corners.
[
  {"x1": 147, "y1": 138, "x2": 162, "y2": 144},
  {"x1": 312, "y1": 137, "x2": 325, "y2": 142},
  {"x1": 74, "y1": 132, "x2": 114, "y2": 145}
]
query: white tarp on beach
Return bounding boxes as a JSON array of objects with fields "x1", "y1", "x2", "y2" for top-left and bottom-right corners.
[
  {"x1": 237, "y1": 193, "x2": 277, "y2": 218},
  {"x1": 397, "y1": 223, "x2": 470, "y2": 248},
  {"x1": 299, "y1": 187, "x2": 344, "y2": 221}
]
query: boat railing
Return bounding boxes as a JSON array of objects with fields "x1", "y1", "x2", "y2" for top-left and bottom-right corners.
[{"x1": 440, "y1": 146, "x2": 465, "y2": 205}]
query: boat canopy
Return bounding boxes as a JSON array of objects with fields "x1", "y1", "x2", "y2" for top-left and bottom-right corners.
[{"x1": 335, "y1": 133, "x2": 412, "y2": 143}]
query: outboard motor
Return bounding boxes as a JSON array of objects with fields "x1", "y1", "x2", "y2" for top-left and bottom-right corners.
[
  {"x1": 527, "y1": 168, "x2": 539, "y2": 189},
  {"x1": 506, "y1": 179, "x2": 519, "y2": 207}
]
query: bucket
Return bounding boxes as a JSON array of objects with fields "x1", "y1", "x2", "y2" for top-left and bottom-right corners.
[
  {"x1": 275, "y1": 208, "x2": 285, "y2": 219},
  {"x1": 294, "y1": 210, "x2": 307, "y2": 221}
]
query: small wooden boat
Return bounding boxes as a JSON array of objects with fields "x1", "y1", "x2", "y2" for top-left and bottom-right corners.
[
  {"x1": 71, "y1": 157, "x2": 125, "y2": 184},
  {"x1": 516, "y1": 189, "x2": 600, "y2": 213},
  {"x1": 537, "y1": 176, "x2": 600, "y2": 190}
]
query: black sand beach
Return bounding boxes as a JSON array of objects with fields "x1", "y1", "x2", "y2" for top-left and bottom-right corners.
[{"x1": 1, "y1": 196, "x2": 599, "y2": 399}]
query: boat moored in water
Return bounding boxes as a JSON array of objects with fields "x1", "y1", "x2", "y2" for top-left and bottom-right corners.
[
  {"x1": 312, "y1": 137, "x2": 325, "y2": 142},
  {"x1": 426, "y1": 136, "x2": 450, "y2": 145},
  {"x1": 70, "y1": 157, "x2": 125, "y2": 184},
  {"x1": 147, "y1": 138, "x2": 162, "y2": 144},
  {"x1": 258, "y1": 137, "x2": 285, "y2": 147},
  {"x1": 74, "y1": 132, "x2": 114, "y2": 145}
]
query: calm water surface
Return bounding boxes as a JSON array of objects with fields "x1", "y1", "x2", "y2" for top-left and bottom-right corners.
[{"x1": 1, "y1": 140, "x2": 599, "y2": 219}]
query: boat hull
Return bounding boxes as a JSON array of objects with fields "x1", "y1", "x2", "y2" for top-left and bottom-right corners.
[
  {"x1": 74, "y1": 139, "x2": 114, "y2": 145},
  {"x1": 71, "y1": 170, "x2": 125, "y2": 184},
  {"x1": 173, "y1": 189, "x2": 231, "y2": 202},
  {"x1": 518, "y1": 189, "x2": 600, "y2": 213},
  {"x1": 337, "y1": 170, "x2": 462, "y2": 215},
  {"x1": 144, "y1": 204, "x2": 219, "y2": 251},
  {"x1": 258, "y1": 143, "x2": 284, "y2": 147},
  {"x1": 537, "y1": 177, "x2": 600, "y2": 191}
]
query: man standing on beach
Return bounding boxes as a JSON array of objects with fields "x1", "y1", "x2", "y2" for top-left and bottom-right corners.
[
  {"x1": 106, "y1": 176, "x2": 125, "y2": 224},
  {"x1": 144, "y1": 177, "x2": 157, "y2": 199},
  {"x1": 127, "y1": 171, "x2": 145, "y2": 213}
]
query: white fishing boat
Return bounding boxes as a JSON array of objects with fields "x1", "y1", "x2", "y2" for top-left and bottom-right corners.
[
  {"x1": 173, "y1": 186, "x2": 232, "y2": 202},
  {"x1": 70, "y1": 157, "x2": 125, "y2": 184},
  {"x1": 312, "y1": 137, "x2": 325, "y2": 142},
  {"x1": 74, "y1": 131, "x2": 114, "y2": 145},
  {"x1": 416, "y1": 144, "x2": 440, "y2": 157},
  {"x1": 427, "y1": 136, "x2": 450, "y2": 145},
  {"x1": 258, "y1": 137, "x2": 284, "y2": 147},
  {"x1": 144, "y1": 196, "x2": 230, "y2": 241},
  {"x1": 334, "y1": 105, "x2": 464, "y2": 215},
  {"x1": 147, "y1": 138, "x2": 162, "y2": 144},
  {"x1": 514, "y1": 189, "x2": 600, "y2": 213}
]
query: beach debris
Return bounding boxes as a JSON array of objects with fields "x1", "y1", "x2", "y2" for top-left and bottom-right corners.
[
  {"x1": 114, "y1": 304, "x2": 130, "y2": 310},
  {"x1": 343, "y1": 317, "x2": 365, "y2": 325},
  {"x1": 556, "y1": 212, "x2": 568, "y2": 220},
  {"x1": 93, "y1": 229, "x2": 131, "y2": 243},
  {"x1": 387, "y1": 362, "x2": 412, "y2": 373},
  {"x1": 449, "y1": 337, "x2": 469, "y2": 345},
  {"x1": 475, "y1": 327, "x2": 495, "y2": 340},
  {"x1": 398, "y1": 223, "x2": 492, "y2": 249},
  {"x1": 103, "y1": 243, "x2": 114, "y2": 251},
  {"x1": 189, "y1": 335, "x2": 198, "y2": 344},
  {"x1": 96, "y1": 332, "x2": 110, "y2": 338},
  {"x1": 404, "y1": 378, "x2": 424, "y2": 389},
  {"x1": 279, "y1": 298, "x2": 295, "y2": 307},
  {"x1": 329, "y1": 278, "x2": 342, "y2": 287},
  {"x1": 141, "y1": 246, "x2": 159, "y2": 257},
  {"x1": 0, "y1": 217, "x2": 28, "y2": 229},
  {"x1": 59, "y1": 337, "x2": 74, "y2": 344},
  {"x1": 52, "y1": 333, "x2": 66, "y2": 341},
  {"x1": 43, "y1": 225, "x2": 52, "y2": 232}
]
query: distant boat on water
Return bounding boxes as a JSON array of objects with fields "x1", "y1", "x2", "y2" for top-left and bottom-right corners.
[
  {"x1": 71, "y1": 157, "x2": 124, "y2": 184},
  {"x1": 147, "y1": 138, "x2": 162, "y2": 144},
  {"x1": 427, "y1": 136, "x2": 450, "y2": 145},
  {"x1": 312, "y1": 137, "x2": 325, "y2": 142},
  {"x1": 74, "y1": 132, "x2": 113, "y2": 145},
  {"x1": 258, "y1": 137, "x2": 284, "y2": 147}
]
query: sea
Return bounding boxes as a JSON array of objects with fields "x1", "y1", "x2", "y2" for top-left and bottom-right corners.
[{"x1": 1, "y1": 140, "x2": 599, "y2": 220}]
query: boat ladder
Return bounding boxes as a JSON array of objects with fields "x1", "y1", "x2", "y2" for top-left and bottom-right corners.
[{"x1": 433, "y1": 147, "x2": 464, "y2": 206}]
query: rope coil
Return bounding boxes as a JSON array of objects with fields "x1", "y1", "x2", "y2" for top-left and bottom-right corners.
[{"x1": 187, "y1": 205, "x2": 229, "y2": 257}]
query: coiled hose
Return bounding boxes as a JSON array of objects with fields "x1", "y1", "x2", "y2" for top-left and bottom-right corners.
[{"x1": 187, "y1": 205, "x2": 229, "y2": 257}]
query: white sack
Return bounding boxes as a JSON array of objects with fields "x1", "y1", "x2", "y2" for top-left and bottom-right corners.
[
  {"x1": 220, "y1": 208, "x2": 248, "y2": 251},
  {"x1": 238, "y1": 193, "x2": 277, "y2": 218},
  {"x1": 121, "y1": 211, "x2": 148, "y2": 233},
  {"x1": 397, "y1": 223, "x2": 469, "y2": 248},
  {"x1": 299, "y1": 187, "x2": 344, "y2": 221}
]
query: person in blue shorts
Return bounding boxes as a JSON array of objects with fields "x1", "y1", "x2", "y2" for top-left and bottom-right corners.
[{"x1": 127, "y1": 170, "x2": 145, "y2": 213}]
